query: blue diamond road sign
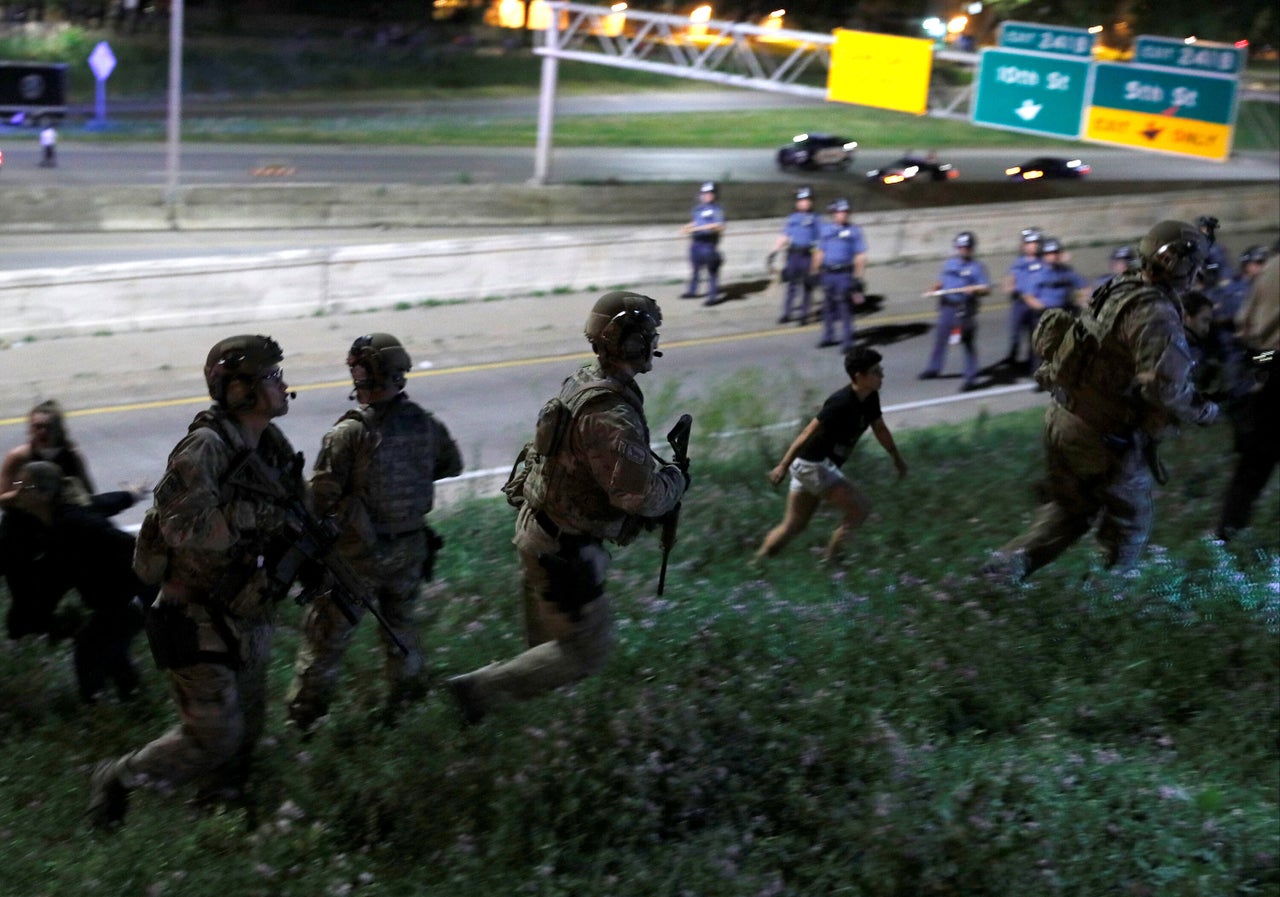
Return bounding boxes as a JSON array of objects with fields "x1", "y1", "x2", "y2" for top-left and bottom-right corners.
[
  {"x1": 88, "y1": 41, "x2": 116, "y2": 82},
  {"x1": 973, "y1": 48, "x2": 1092, "y2": 140}
]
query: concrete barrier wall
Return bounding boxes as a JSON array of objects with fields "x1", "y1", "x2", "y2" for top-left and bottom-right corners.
[{"x1": 2, "y1": 185, "x2": 1275, "y2": 339}]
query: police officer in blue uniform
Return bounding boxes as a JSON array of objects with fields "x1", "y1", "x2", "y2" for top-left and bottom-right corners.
[
  {"x1": 681, "y1": 181, "x2": 726, "y2": 306},
  {"x1": 1209, "y1": 245, "x2": 1269, "y2": 337},
  {"x1": 1095, "y1": 245, "x2": 1137, "y2": 291},
  {"x1": 1196, "y1": 215, "x2": 1233, "y2": 290},
  {"x1": 811, "y1": 198, "x2": 867, "y2": 351},
  {"x1": 1024, "y1": 237, "x2": 1089, "y2": 379},
  {"x1": 919, "y1": 231, "x2": 990, "y2": 391},
  {"x1": 1001, "y1": 227, "x2": 1043, "y2": 371},
  {"x1": 769, "y1": 185, "x2": 821, "y2": 325}
]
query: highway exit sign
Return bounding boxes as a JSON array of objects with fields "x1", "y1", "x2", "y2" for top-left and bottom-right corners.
[
  {"x1": 998, "y1": 21, "x2": 1096, "y2": 59},
  {"x1": 1132, "y1": 35, "x2": 1244, "y2": 76},
  {"x1": 1084, "y1": 61, "x2": 1238, "y2": 160},
  {"x1": 972, "y1": 47, "x2": 1091, "y2": 139}
]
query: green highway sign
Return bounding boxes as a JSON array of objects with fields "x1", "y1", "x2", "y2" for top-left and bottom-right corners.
[
  {"x1": 998, "y1": 21, "x2": 1096, "y2": 59},
  {"x1": 1132, "y1": 36, "x2": 1244, "y2": 76},
  {"x1": 1085, "y1": 61, "x2": 1238, "y2": 160},
  {"x1": 973, "y1": 47, "x2": 1091, "y2": 139},
  {"x1": 1090, "y1": 62, "x2": 1237, "y2": 125}
]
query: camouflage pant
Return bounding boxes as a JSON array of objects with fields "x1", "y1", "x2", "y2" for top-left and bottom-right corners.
[
  {"x1": 1000, "y1": 403, "x2": 1154, "y2": 576},
  {"x1": 464, "y1": 508, "x2": 614, "y2": 710},
  {"x1": 286, "y1": 531, "x2": 426, "y2": 729},
  {"x1": 116, "y1": 608, "x2": 273, "y2": 799}
]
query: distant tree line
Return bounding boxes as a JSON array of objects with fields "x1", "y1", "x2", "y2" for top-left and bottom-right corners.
[{"x1": 3, "y1": 0, "x2": 1275, "y2": 49}]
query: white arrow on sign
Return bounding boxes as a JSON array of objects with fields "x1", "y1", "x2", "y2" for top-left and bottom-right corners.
[{"x1": 1014, "y1": 99, "x2": 1042, "y2": 122}]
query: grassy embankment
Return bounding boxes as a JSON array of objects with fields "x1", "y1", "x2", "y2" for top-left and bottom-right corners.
[
  {"x1": 1, "y1": 374, "x2": 1276, "y2": 897},
  {"x1": 3, "y1": 25, "x2": 1278, "y2": 151}
]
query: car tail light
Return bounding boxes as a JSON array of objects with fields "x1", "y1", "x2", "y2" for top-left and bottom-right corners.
[
  {"x1": 1078, "y1": 165, "x2": 1091, "y2": 175},
  {"x1": 946, "y1": 169, "x2": 959, "y2": 179}
]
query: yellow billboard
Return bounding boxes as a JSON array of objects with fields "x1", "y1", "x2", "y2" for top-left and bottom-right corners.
[{"x1": 827, "y1": 29, "x2": 933, "y2": 115}]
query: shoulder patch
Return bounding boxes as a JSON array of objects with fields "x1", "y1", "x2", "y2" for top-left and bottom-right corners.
[{"x1": 622, "y1": 441, "x2": 648, "y2": 466}]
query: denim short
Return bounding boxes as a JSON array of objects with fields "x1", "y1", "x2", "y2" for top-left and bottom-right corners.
[{"x1": 789, "y1": 457, "x2": 845, "y2": 496}]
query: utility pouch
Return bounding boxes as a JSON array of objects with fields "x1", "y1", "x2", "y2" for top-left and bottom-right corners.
[
  {"x1": 143, "y1": 602, "x2": 202, "y2": 670},
  {"x1": 533, "y1": 398, "x2": 572, "y2": 458},
  {"x1": 501, "y1": 442, "x2": 534, "y2": 509},
  {"x1": 422, "y1": 525, "x2": 446, "y2": 581},
  {"x1": 538, "y1": 540, "x2": 603, "y2": 621},
  {"x1": 132, "y1": 506, "x2": 169, "y2": 586}
]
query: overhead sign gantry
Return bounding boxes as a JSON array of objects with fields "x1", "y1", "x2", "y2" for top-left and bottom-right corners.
[{"x1": 527, "y1": 1, "x2": 935, "y2": 183}]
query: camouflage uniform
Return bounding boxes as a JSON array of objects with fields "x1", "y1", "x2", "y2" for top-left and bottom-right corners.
[
  {"x1": 286, "y1": 394, "x2": 462, "y2": 728},
  {"x1": 996, "y1": 268, "x2": 1217, "y2": 576},
  {"x1": 100, "y1": 407, "x2": 303, "y2": 803},
  {"x1": 455, "y1": 359, "x2": 684, "y2": 715}
]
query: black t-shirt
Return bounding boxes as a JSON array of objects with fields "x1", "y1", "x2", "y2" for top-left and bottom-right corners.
[{"x1": 796, "y1": 386, "x2": 881, "y2": 468}]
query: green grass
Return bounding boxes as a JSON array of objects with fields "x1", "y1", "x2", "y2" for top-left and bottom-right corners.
[{"x1": 2, "y1": 377, "x2": 1277, "y2": 896}]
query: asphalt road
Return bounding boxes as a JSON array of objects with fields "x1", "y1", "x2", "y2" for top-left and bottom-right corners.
[
  {"x1": 6, "y1": 230, "x2": 1275, "y2": 533},
  {"x1": 2, "y1": 141, "x2": 1275, "y2": 191}
]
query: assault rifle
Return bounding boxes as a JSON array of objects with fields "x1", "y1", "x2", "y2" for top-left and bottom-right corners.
[
  {"x1": 224, "y1": 451, "x2": 409, "y2": 656},
  {"x1": 656, "y1": 414, "x2": 693, "y2": 597}
]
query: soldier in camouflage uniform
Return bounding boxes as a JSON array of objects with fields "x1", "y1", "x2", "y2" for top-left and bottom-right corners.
[
  {"x1": 984, "y1": 221, "x2": 1219, "y2": 581},
  {"x1": 286, "y1": 333, "x2": 462, "y2": 733},
  {"x1": 445, "y1": 292, "x2": 687, "y2": 723},
  {"x1": 88, "y1": 335, "x2": 303, "y2": 828}
]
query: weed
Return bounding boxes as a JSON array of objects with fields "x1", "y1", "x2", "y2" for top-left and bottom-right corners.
[{"x1": 0, "y1": 390, "x2": 1274, "y2": 897}]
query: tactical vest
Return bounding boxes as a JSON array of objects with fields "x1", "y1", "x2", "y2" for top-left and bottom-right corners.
[
  {"x1": 1034, "y1": 271, "x2": 1176, "y2": 434},
  {"x1": 341, "y1": 398, "x2": 441, "y2": 535},
  {"x1": 132, "y1": 409, "x2": 298, "y2": 586},
  {"x1": 507, "y1": 369, "x2": 645, "y2": 539}
]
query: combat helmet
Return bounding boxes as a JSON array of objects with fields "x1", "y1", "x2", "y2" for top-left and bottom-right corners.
[
  {"x1": 204, "y1": 334, "x2": 284, "y2": 409},
  {"x1": 585, "y1": 291, "x2": 663, "y2": 366},
  {"x1": 1139, "y1": 220, "x2": 1206, "y2": 292},
  {"x1": 348, "y1": 332, "x2": 412, "y2": 391}
]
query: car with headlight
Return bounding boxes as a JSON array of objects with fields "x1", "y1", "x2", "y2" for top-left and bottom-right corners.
[
  {"x1": 865, "y1": 153, "x2": 957, "y2": 186},
  {"x1": 1005, "y1": 156, "x2": 1091, "y2": 181},
  {"x1": 776, "y1": 133, "x2": 858, "y2": 171}
]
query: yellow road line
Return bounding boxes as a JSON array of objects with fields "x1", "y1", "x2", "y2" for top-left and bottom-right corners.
[{"x1": 0, "y1": 308, "x2": 939, "y2": 426}]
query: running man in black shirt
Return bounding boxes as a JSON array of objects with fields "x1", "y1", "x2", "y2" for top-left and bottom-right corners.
[{"x1": 755, "y1": 347, "x2": 908, "y2": 562}]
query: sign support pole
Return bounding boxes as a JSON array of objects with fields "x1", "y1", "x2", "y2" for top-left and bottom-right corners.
[
  {"x1": 165, "y1": 0, "x2": 184, "y2": 206},
  {"x1": 530, "y1": 6, "x2": 560, "y2": 186}
]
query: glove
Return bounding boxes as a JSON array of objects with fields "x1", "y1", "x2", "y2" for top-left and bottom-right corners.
[
  {"x1": 664, "y1": 463, "x2": 691, "y2": 492},
  {"x1": 852, "y1": 277, "x2": 865, "y2": 295},
  {"x1": 766, "y1": 251, "x2": 778, "y2": 273}
]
